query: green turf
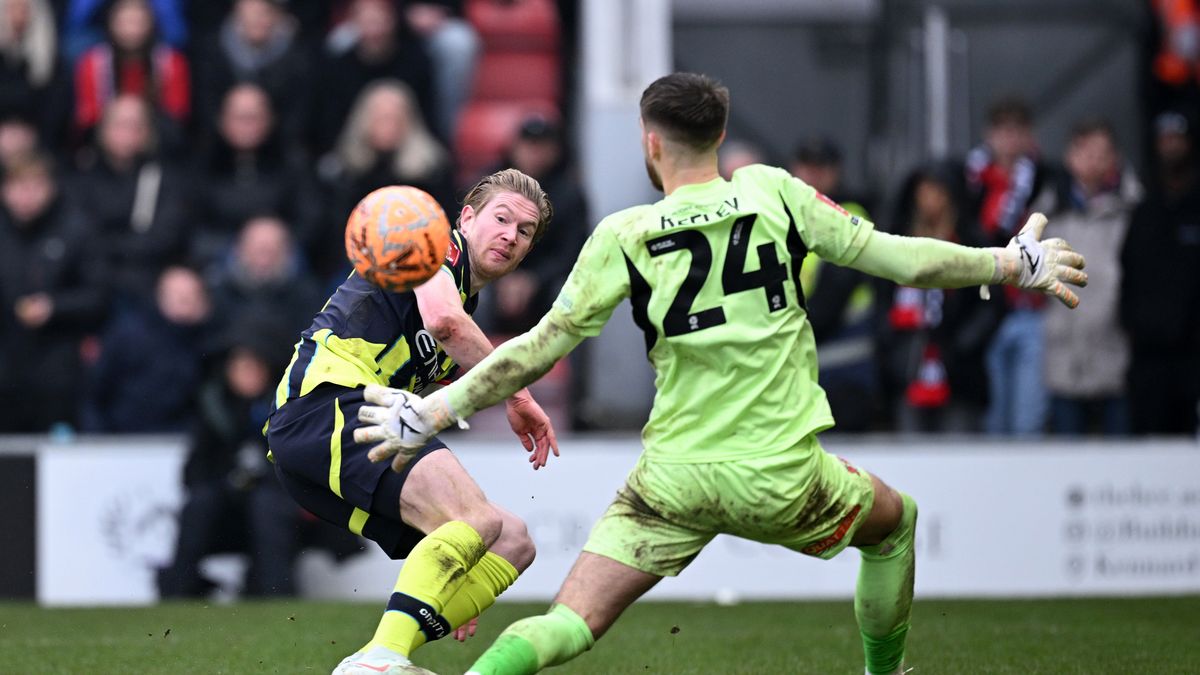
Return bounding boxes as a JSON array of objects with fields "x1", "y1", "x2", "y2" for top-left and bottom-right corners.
[{"x1": 1, "y1": 597, "x2": 1196, "y2": 674}]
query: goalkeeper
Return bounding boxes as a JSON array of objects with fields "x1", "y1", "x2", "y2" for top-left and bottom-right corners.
[{"x1": 356, "y1": 73, "x2": 1088, "y2": 675}]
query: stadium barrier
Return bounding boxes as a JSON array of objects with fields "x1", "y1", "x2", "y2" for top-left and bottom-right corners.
[{"x1": 7, "y1": 435, "x2": 1198, "y2": 605}]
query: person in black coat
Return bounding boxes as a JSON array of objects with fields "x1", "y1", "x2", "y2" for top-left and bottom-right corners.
[
  {"x1": 192, "y1": 0, "x2": 315, "y2": 153},
  {"x1": 0, "y1": 152, "x2": 109, "y2": 431},
  {"x1": 206, "y1": 214, "x2": 325, "y2": 336},
  {"x1": 158, "y1": 313, "x2": 306, "y2": 598},
  {"x1": 1120, "y1": 111, "x2": 1200, "y2": 434},
  {"x1": 71, "y1": 94, "x2": 190, "y2": 308},
  {"x1": 81, "y1": 265, "x2": 211, "y2": 432},
  {"x1": 313, "y1": 0, "x2": 434, "y2": 152},
  {"x1": 192, "y1": 82, "x2": 322, "y2": 268}
]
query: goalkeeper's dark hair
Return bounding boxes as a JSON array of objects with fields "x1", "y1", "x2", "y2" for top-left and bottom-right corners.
[{"x1": 640, "y1": 72, "x2": 730, "y2": 152}]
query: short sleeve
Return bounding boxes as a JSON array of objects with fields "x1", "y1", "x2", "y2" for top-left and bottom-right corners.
[
  {"x1": 547, "y1": 221, "x2": 630, "y2": 336},
  {"x1": 782, "y1": 174, "x2": 876, "y2": 265}
]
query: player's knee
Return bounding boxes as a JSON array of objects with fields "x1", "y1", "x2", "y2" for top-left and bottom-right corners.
[
  {"x1": 457, "y1": 503, "x2": 504, "y2": 547},
  {"x1": 495, "y1": 513, "x2": 536, "y2": 572}
]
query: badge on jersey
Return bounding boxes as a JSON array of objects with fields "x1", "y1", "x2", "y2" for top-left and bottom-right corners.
[
  {"x1": 816, "y1": 191, "x2": 861, "y2": 226},
  {"x1": 445, "y1": 236, "x2": 461, "y2": 266}
]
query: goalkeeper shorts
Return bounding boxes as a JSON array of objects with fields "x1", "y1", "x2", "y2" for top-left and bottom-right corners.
[
  {"x1": 266, "y1": 383, "x2": 445, "y2": 559},
  {"x1": 583, "y1": 434, "x2": 875, "y2": 577}
]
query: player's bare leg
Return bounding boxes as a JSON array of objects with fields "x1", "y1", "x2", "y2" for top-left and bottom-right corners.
[
  {"x1": 341, "y1": 450, "x2": 533, "y2": 674},
  {"x1": 467, "y1": 552, "x2": 662, "y2": 674},
  {"x1": 851, "y1": 473, "x2": 917, "y2": 675}
]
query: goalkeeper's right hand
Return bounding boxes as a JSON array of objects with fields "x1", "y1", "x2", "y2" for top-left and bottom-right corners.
[
  {"x1": 986, "y1": 212, "x2": 1088, "y2": 308},
  {"x1": 354, "y1": 384, "x2": 466, "y2": 471}
]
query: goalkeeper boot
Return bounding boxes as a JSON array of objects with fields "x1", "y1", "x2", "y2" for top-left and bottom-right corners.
[
  {"x1": 866, "y1": 664, "x2": 913, "y2": 675},
  {"x1": 332, "y1": 645, "x2": 439, "y2": 675}
]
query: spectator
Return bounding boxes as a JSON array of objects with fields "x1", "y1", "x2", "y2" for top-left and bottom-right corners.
[
  {"x1": 72, "y1": 94, "x2": 190, "y2": 306},
  {"x1": 965, "y1": 96, "x2": 1052, "y2": 435},
  {"x1": 72, "y1": 0, "x2": 190, "y2": 145},
  {"x1": 1034, "y1": 119, "x2": 1141, "y2": 435},
  {"x1": 315, "y1": 0, "x2": 434, "y2": 152},
  {"x1": 717, "y1": 138, "x2": 767, "y2": 179},
  {"x1": 0, "y1": 108, "x2": 39, "y2": 165},
  {"x1": 790, "y1": 137, "x2": 879, "y2": 432},
  {"x1": 1120, "y1": 110, "x2": 1200, "y2": 434},
  {"x1": 480, "y1": 114, "x2": 587, "y2": 335},
  {"x1": 158, "y1": 315, "x2": 305, "y2": 598},
  {"x1": 207, "y1": 215, "x2": 324, "y2": 335},
  {"x1": 0, "y1": 152, "x2": 108, "y2": 432},
  {"x1": 193, "y1": 0, "x2": 314, "y2": 152},
  {"x1": 193, "y1": 82, "x2": 322, "y2": 268},
  {"x1": 82, "y1": 265, "x2": 211, "y2": 432},
  {"x1": 63, "y1": 0, "x2": 185, "y2": 59},
  {"x1": 878, "y1": 164, "x2": 1000, "y2": 433},
  {"x1": 321, "y1": 78, "x2": 454, "y2": 275},
  {"x1": 403, "y1": 1, "x2": 479, "y2": 141},
  {"x1": 0, "y1": 0, "x2": 70, "y2": 149}
]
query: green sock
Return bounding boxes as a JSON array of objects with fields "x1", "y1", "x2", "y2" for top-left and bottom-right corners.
[
  {"x1": 467, "y1": 604, "x2": 594, "y2": 675},
  {"x1": 855, "y1": 493, "x2": 917, "y2": 674}
]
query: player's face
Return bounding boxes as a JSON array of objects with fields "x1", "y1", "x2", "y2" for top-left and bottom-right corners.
[{"x1": 459, "y1": 191, "x2": 539, "y2": 282}]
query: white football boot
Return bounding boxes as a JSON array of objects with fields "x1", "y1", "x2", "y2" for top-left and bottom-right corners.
[{"x1": 331, "y1": 645, "x2": 439, "y2": 675}]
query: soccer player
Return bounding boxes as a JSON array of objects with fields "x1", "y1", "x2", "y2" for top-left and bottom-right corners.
[
  {"x1": 264, "y1": 169, "x2": 561, "y2": 675},
  {"x1": 355, "y1": 74, "x2": 1088, "y2": 675}
]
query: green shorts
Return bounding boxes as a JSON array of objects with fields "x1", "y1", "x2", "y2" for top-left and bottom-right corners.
[{"x1": 582, "y1": 435, "x2": 875, "y2": 577}]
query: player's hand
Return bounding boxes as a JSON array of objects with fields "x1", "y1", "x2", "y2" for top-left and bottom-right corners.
[
  {"x1": 991, "y1": 213, "x2": 1088, "y2": 308},
  {"x1": 506, "y1": 390, "x2": 559, "y2": 470},
  {"x1": 453, "y1": 617, "x2": 478, "y2": 642}
]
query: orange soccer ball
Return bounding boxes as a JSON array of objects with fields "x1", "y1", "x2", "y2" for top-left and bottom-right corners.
[{"x1": 345, "y1": 185, "x2": 451, "y2": 292}]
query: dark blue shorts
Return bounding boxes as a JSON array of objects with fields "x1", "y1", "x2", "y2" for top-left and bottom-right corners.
[{"x1": 266, "y1": 383, "x2": 446, "y2": 559}]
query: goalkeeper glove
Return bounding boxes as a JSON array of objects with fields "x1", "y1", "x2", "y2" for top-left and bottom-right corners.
[
  {"x1": 983, "y1": 212, "x2": 1088, "y2": 308},
  {"x1": 353, "y1": 385, "x2": 467, "y2": 470}
]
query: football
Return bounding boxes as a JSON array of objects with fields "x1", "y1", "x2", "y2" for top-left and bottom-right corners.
[{"x1": 344, "y1": 185, "x2": 451, "y2": 292}]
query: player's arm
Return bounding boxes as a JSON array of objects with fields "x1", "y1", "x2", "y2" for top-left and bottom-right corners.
[
  {"x1": 357, "y1": 221, "x2": 632, "y2": 470},
  {"x1": 414, "y1": 268, "x2": 558, "y2": 461},
  {"x1": 846, "y1": 213, "x2": 1088, "y2": 307},
  {"x1": 779, "y1": 171, "x2": 1087, "y2": 308}
]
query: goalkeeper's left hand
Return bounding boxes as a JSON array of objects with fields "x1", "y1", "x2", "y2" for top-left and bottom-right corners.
[
  {"x1": 354, "y1": 384, "x2": 466, "y2": 471},
  {"x1": 986, "y1": 212, "x2": 1088, "y2": 308}
]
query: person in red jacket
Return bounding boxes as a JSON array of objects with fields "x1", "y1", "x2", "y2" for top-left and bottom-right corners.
[{"x1": 73, "y1": 0, "x2": 189, "y2": 143}]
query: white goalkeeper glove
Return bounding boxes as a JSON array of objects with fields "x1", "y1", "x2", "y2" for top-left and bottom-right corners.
[
  {"x1": 982, "y1": 212, "x2": 1088, "y2": 308},
  {"x1": 353, "y1": 384, "x2": 467, "y2": 471}
]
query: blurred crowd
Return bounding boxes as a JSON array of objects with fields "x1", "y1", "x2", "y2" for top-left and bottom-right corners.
[
  {"x1": 724, "y1": 92, "x2": 1200, "y2": 438},
  {"x1": 0, "y1": 0, "x2": 585, "y2": 435},
  {"x1": 0, "y1": 0, "x2": 1197, "y2": 456},
  {"x1": 0, "y1": 0, "x2": 585, "y2": 596}
]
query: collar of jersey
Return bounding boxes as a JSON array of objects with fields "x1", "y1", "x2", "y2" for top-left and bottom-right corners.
[{"x1": 664, "y1": 176, "x2": 727, "y2": 203}]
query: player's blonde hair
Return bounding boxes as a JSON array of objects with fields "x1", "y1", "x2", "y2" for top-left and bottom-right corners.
[{"x1": 457, "y1": 168, "x2": 553, "y2": 245}]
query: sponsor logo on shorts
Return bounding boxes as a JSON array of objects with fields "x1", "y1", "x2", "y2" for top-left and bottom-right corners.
[{"x1": 800, "y1": 504, "x2": 862, "y2": 556}]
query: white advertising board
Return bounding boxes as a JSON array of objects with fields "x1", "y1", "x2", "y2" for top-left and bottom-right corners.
[{"x1": 35, "y1": 437, "x2": 1200, "y2": 605}]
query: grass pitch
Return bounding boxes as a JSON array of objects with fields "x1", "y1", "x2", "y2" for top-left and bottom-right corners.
[{"x1": 1, "y1": 597, "x2": 1196, "y2": 674}]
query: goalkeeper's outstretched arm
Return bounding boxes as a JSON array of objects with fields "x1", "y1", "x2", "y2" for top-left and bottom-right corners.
[{"x1": 847, "y1": 213, "x2": 1088, "y2": 308}]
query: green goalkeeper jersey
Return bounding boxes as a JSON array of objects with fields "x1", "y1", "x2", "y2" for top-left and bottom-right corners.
[{"x1": 548, "y1": 164, "x2": 875, "y2": 463}]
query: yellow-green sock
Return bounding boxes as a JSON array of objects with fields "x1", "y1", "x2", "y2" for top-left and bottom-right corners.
[
  {"x1": 369, "y1": 520, "x2": 488, "y2": 656},
  {"x1": 406, "y1": 552, "x2": 520, "y2": 653}
]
